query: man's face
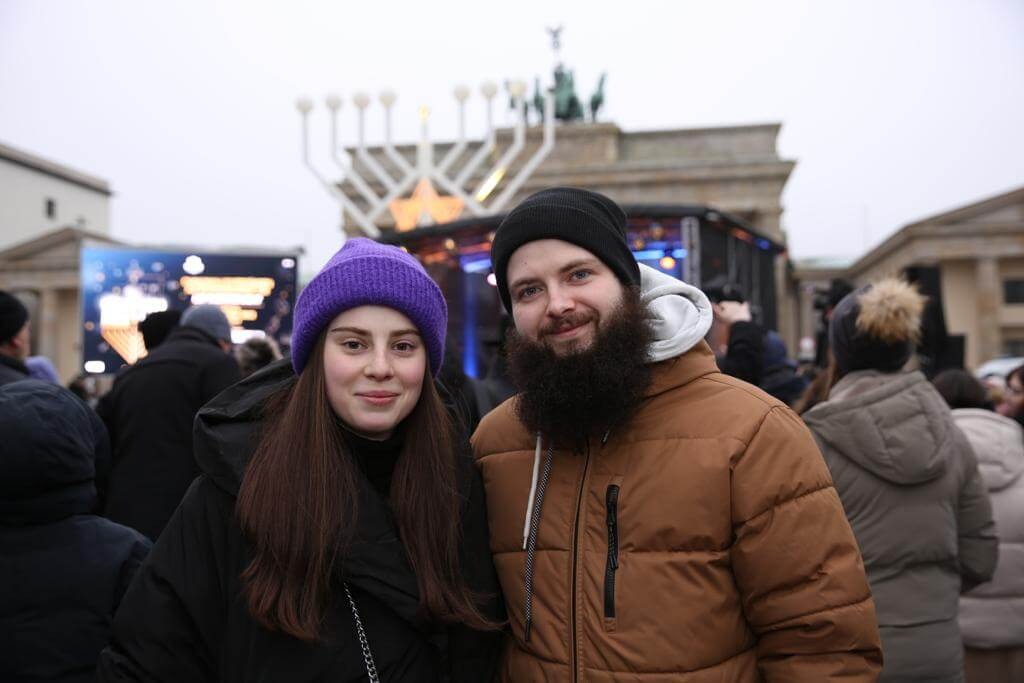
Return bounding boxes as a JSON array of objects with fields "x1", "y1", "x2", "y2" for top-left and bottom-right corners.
[{"x1": 506, "y1": 239, "x2": 624, "y2": 356}]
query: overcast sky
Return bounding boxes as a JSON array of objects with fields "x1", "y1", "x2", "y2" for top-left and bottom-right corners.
[{"x1": 2, "y1": 0, "x2": 1022, "y2": 277}]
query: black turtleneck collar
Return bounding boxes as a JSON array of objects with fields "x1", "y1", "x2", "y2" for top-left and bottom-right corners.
[{"x1": 339, "y1": 423, "x2": 405, "y2": 499}]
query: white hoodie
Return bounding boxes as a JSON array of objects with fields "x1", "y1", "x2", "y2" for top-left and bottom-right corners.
[{"x1": 639, "y1": 263, "x2": 713, "y2": 361}]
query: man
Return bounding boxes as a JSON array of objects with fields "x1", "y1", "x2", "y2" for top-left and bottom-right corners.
[
  {"x1": 0, "y1": 291, "x2": 31, "y2": 387},
  {"x1": 98, "y1": 304, "x2": 240, "y2": 540},
  {"x1": 702, "y1": 276, "x2": 764, "y2": 385},
  {"x1": 704, "y1": 279, "x2": 809, "y2": 405},
  {"x1": 472, "y1": 188, "x2": 882, "y2": 681}
]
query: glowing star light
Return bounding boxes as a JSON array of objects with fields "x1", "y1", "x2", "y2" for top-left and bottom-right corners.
[
  {"x1": 98, "y1": 286, "x2": 169, "y2": 365},
  {"x1": 389, "y1": 178, "x2": 464, "y2": 231}
]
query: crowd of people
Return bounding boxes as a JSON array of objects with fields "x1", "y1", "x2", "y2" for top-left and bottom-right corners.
[{"x1": 1, "y1": 187, "x2": 1022, "y2": 682}]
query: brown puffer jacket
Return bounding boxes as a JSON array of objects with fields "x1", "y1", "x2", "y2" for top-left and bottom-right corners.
[{"x1": 472, "y1": 342, "x2": 882, "y2": 681}]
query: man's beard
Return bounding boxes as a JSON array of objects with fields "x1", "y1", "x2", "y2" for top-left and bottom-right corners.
[{"x1": 505, "y1": 286, "x2": 652, "y2": 450}]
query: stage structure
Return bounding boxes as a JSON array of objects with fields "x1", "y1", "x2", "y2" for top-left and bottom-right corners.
[
  {"x1": 382, "y1": 207, "x2": 784, "y2": 379},
  {"x1": 296, "y1": 82, "x2": 556, "y2": 237}
]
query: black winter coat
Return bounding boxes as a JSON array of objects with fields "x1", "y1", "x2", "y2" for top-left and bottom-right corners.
[
  {"x1": 716, "y1": 320, "x2": 764, "y2": 385},
  {"x1": 97, "y1": 360, "x2": 503, "y2": 683},
  {"x1": 0, "y1": 353, "x2": 30, "y2": 387},
  {"x1": 97, "y1": 325, "x2": 240, "y2": 540},
  {"x1": 0, "y1": 380, "x2": 151, "y2": 683}
]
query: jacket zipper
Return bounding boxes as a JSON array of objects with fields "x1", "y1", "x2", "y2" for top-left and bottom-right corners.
[
  {"x1": 569, "y1": 443, "x2": 592, "y2": 683},
  {"x1": 604, "y1": 484, "x2": 620, "y2": 619}
]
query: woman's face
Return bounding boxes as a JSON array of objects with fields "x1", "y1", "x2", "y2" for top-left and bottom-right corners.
[
  {"x1": 999, "y1": 372, "x2": 1024, "y2": 418},
  {"x1": 322, "y1": 306, "x2": 427, "y2": 440}
]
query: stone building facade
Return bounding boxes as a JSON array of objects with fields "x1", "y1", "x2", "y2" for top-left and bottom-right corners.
[
  {"x1": 0, "y1": 141, "x2": 111, "y2": 251},
  {"x1": 792, "y1": 186, "x2": 1024, "y2": 371},
  {"x1": 0, "y1": 143, "x2": 115, "y2": 381},
  {"x1": 0, "y1": 228, "x2": 123, "y2": 382}
]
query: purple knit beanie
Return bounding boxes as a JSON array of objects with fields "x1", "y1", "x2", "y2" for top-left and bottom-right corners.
[{"x1": 291, "y1": 238, "x2": 447, "y2": 376}]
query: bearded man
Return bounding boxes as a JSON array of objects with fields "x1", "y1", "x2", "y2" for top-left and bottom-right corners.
[{"x1": 472, "y1": 187, "x2": 883, "y2": 682}]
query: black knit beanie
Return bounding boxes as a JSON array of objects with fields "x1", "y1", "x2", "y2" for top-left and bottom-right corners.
[
  {"x1": 490, "y1": 187, "x2": 641, "y2": 313},
  {"x1": 0, "y1": 291, "x2": 29, "y2": 344},
  {"x1": 138, "y1": 309, "x2": 182, "y2": 350},
  {"x1": 829, "y1": 284, "x2": 916, "y2": 377}
]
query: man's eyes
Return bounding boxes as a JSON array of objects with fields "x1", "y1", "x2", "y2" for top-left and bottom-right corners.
[
  {"x1": 516, "y1": 285, "x2": 541, "y2": 301},
  {"x1": 516, "y1": 271, "x2": 592, "y2": 300}
]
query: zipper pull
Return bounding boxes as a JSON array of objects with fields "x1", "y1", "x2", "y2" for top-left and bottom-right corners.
[{"x1": 606, "y1": 485, "x2": 619, "y2": 570}]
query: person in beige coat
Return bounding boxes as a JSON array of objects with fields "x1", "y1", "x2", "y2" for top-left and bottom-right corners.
[
  {"x1": 934, "y1": 368, "x2": 1024, "y2": 682},
  {"x1": 804, "y1": 279, "x2": 998, "y2": 683}
]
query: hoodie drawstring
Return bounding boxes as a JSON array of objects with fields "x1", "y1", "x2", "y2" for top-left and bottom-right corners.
[
  {"x1": 522, "y1": 434, "x2": 542, "y2": 550},
  {"x1": 522, "y1": 434, "x2": 554, "y2": 643}
]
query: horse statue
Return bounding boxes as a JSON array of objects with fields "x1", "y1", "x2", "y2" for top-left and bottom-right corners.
[
  {"x1": 532, "y1": 77, "x2": 546, "y2": 123},
  {"x1": 553, "y1": 65, "x2": 584, "y2": 122}
]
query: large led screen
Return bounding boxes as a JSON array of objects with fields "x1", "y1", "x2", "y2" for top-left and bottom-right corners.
[{"x1": 81, "y1": 246, "x2": 297, "y2": 374}]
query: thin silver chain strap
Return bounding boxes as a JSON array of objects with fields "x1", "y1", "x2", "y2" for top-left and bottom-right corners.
[{"x1": 343, "y1": 582, "x2": 380, "y2": 683}]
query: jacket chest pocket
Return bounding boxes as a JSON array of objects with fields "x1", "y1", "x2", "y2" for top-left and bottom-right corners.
[{"x1": 604, "y1": 482, "x2": 620, "y2": 629}]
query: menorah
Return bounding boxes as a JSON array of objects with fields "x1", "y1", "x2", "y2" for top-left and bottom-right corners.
[{"x1": 296, "y1": 81, "x2": 556, "y2": 238}]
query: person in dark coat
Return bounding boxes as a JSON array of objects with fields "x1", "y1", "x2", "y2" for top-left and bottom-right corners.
[
  {"x1": 703, "y1": 278, "x2": 764, "y2": 385},
  {"x1": 0, "y1": 290, "x2": 32, "y2": 387},
  {"x1": 0, "y1": 380, "x2": 151, "y2": 683},
  {"x1": 97, "y1": 304, "x2": 240, "y2": 540},
  {"x1": 97, "y1": 239, "x2": 502, "y2": 682},
  {"x1": 759, "y1": 329, "x2": 810, "y2": 406}
]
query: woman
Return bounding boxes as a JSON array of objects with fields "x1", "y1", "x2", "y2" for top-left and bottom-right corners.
[
  {"x1": 934, "y1": 369, "x2": 1024, "y2": 682},
  {"x1": 803, "y1": 278, "x2": 997, "y2": 683},
  {"x1": 98, "y1": 239, "x2": 502, "y2": 682}
]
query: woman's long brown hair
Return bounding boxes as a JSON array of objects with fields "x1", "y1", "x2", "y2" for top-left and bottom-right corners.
[{"x1": 236, "y1": 337, "x2": 494, "y2": 642}]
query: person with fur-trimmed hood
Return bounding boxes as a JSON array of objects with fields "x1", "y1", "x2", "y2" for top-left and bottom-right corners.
[{"x1": 803, "y1": 278, "x2": 998, "y2": 683}]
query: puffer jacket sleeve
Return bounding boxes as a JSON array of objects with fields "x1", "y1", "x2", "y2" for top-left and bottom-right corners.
[
  {"x1": 952, "y1": 429, "x2": 998, "y2": 592},
  {"x1": 730, "y1": 406, "x2": 883, "y2": 681},
  {"x1": 97, "y1": 477, "x2": 229, "y2": 682}
]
